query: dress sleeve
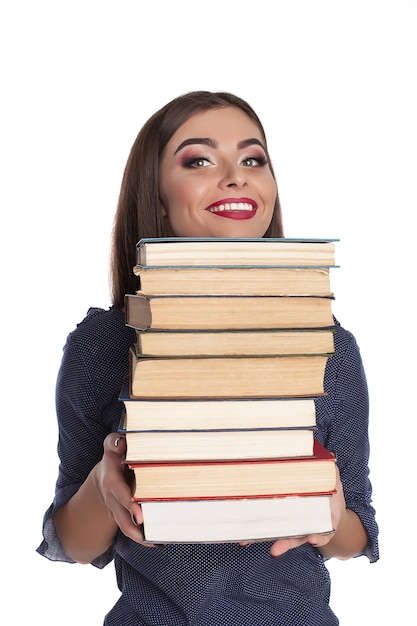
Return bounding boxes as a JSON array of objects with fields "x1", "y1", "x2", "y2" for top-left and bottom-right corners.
[
  {"x1": 36, "y1": 316, "x2": 127, "y2": 568},
  {"x1": 315, "y1": 323, "x2": 379, "y2": 563}
]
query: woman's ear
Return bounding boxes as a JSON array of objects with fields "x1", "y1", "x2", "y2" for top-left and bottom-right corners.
[
  {"x1": 159, "y1": 192, "x2": 168, "y2": 218},
  {"x1": 159, "y1": 203, "x2": 174, "y2": 236}
]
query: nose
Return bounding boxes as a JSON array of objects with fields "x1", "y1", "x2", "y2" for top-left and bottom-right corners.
[{"x1": 218, "y1": 162, "x2": 248, "y2": 189}]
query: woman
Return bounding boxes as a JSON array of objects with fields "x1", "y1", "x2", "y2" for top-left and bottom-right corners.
[{"x1": 37, "y1": 91, "x2": 379, "y2": 625}]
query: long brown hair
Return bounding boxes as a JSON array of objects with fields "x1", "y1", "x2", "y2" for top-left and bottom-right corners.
[{"x1": 110, "y1": 91, "x2": 284, "y2": 309}]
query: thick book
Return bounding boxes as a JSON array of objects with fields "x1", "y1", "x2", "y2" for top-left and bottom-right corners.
[
  {"x1": 136, "y1": 237, "x2": 337, "y2": 267},
  {"x1": 133, "y1": 266, "x2": 333, "y2": 297},
  {"x1": 140, "y1": 495, "x2": 334, "y2": 543},
  {"x1": 129, "y1": 439, "x2": 337, "y2": 500},
  {"x1": 129, "y1": 349, "x2": 330, "y2": 399},
  {"x1": 132, "y1": 328, "x2": 335, "y2": 357},
  {"x1": 118, "y1": 387, "x2": 318, "y2": 431},
  {"x1": 123, "y1": 427, "x2": 317, "y2": 463},
  {"x1": 124, "y1": 293, "x2": 335, "y2": 331}
]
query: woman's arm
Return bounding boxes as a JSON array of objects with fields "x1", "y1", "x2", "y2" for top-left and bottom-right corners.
[
  {"x1": 54, "y1": 434, "x2": 145, "y2": 564},
  {"x1": 318, "y1": 508, "x2": 368, "y2": 560},
  {"x1": 268, "y1": 325, "x2": 376, "y2": 560}
]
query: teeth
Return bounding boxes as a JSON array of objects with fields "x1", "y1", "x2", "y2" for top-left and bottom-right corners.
[{"x1": 208, "y1": 202, "x2": 254, "y2": 213}]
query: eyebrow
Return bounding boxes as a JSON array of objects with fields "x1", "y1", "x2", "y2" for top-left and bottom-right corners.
[{"x1": 174, "y1": 137, "x2": 266, "y2": 155}]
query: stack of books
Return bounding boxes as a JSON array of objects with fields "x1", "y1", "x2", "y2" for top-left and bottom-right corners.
[{"x1": 120, "y1": 237, "x2": 339, "y2": 544}]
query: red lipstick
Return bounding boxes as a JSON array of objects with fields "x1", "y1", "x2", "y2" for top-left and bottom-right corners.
[{"x1": 205, "y1": 198, "x2": 258, "y2": 220}]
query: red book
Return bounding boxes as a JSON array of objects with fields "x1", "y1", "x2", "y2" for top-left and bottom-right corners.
[{"x1": 129, "y1": 439, "x2": 336, "y2": 501}]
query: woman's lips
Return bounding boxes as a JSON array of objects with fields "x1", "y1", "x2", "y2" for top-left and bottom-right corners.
[{"x1": 205, "y1": 200, "x2": 257, "y2": 220}]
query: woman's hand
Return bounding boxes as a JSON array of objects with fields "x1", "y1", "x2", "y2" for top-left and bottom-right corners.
[
  {"x1": 268, "y1": 464, "x2": 351, "y2": 558},
  {"x1": 94, "y1": 432, "x2": 154, "y2": 546},
  {"x1": 54, "y1": 431, "x2": 155, "y2": 563}
]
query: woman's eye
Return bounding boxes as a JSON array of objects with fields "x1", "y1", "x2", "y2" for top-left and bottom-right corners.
[
  {"x1": 241, "y1": 156, "x2": 268, "y2": 167},
  {"x1": 183, "y1": 157, "x2": 211, "y2": 168}
]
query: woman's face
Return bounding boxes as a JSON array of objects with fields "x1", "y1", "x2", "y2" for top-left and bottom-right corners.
[{"x1": 159, "y1": 106, "x2": 277, "y2": 238}]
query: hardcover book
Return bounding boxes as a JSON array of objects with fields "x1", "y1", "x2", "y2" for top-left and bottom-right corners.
[
  {"x1": 134, "y1": 266, "x2": 333, "y2": 297},
  {"x1": 136, "y1": 237, "x2": 338, "y2": 267},
  {"x1": 129, "y1": 439, "x2": 337, "y2": 500},
  {"x1": 118, "y1": 387, "x2": 318, "y2": 431},
  {"x1": 140, "y1": 495, "x2": 335, "y2": 543},
  {"x1": 125, "y1": 293, "x2": 335, "y2": 331},
  {"x1": 123, "y1": 426, "x2": 317, "y2": 463},
  {"x1": 132, "y1": 327, "x2": 335, "y2": 357},
  {"x1": 129, "y1": 349, "x2": 331, "y2": 399}
]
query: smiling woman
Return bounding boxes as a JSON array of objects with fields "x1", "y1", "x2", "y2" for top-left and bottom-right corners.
[
  {"x1": 159, "y1": 107, "x2": 278, "y2": 238},
  {"x1": 36, "y1": 90, "x2": 379, "y2": 626},
  {"x1": 107, "y1": 91, "x2": 284, "y2": 310}
]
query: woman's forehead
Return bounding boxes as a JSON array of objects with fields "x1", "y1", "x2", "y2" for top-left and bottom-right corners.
[{"x1": 168, "y1": 106, "x2": 264, "y2": 150}]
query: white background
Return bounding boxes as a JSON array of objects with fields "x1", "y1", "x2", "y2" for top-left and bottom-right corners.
[{"x1": 1, "y1": 1, "x2": 416, "y2": 624}]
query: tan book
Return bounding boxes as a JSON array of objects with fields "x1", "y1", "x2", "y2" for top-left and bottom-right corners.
[
  {"x1": 125, "y1": 294, "x2": 335, "y2": 331},
  {"x1": 129, "y1": 439, "x2": 337, "y2": 500},
  {"x1": 132, "y1": 328, "x2": 335, "y2": 357},
  {"x1": 118, "y1": 387, "x2": 318, "y2": 431},
  {"x1": 129, "y1": 349, "x2": 331, "y2": 399},
  {"x1": 134, "y1": 266, "x2": 333, "y2": 297},
  {"x1": 124, "y1": 427, "x2": 317, "y2": 463},
  {"x1": 136, "y1": 237, "x2": 337, "y2": 267}
]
